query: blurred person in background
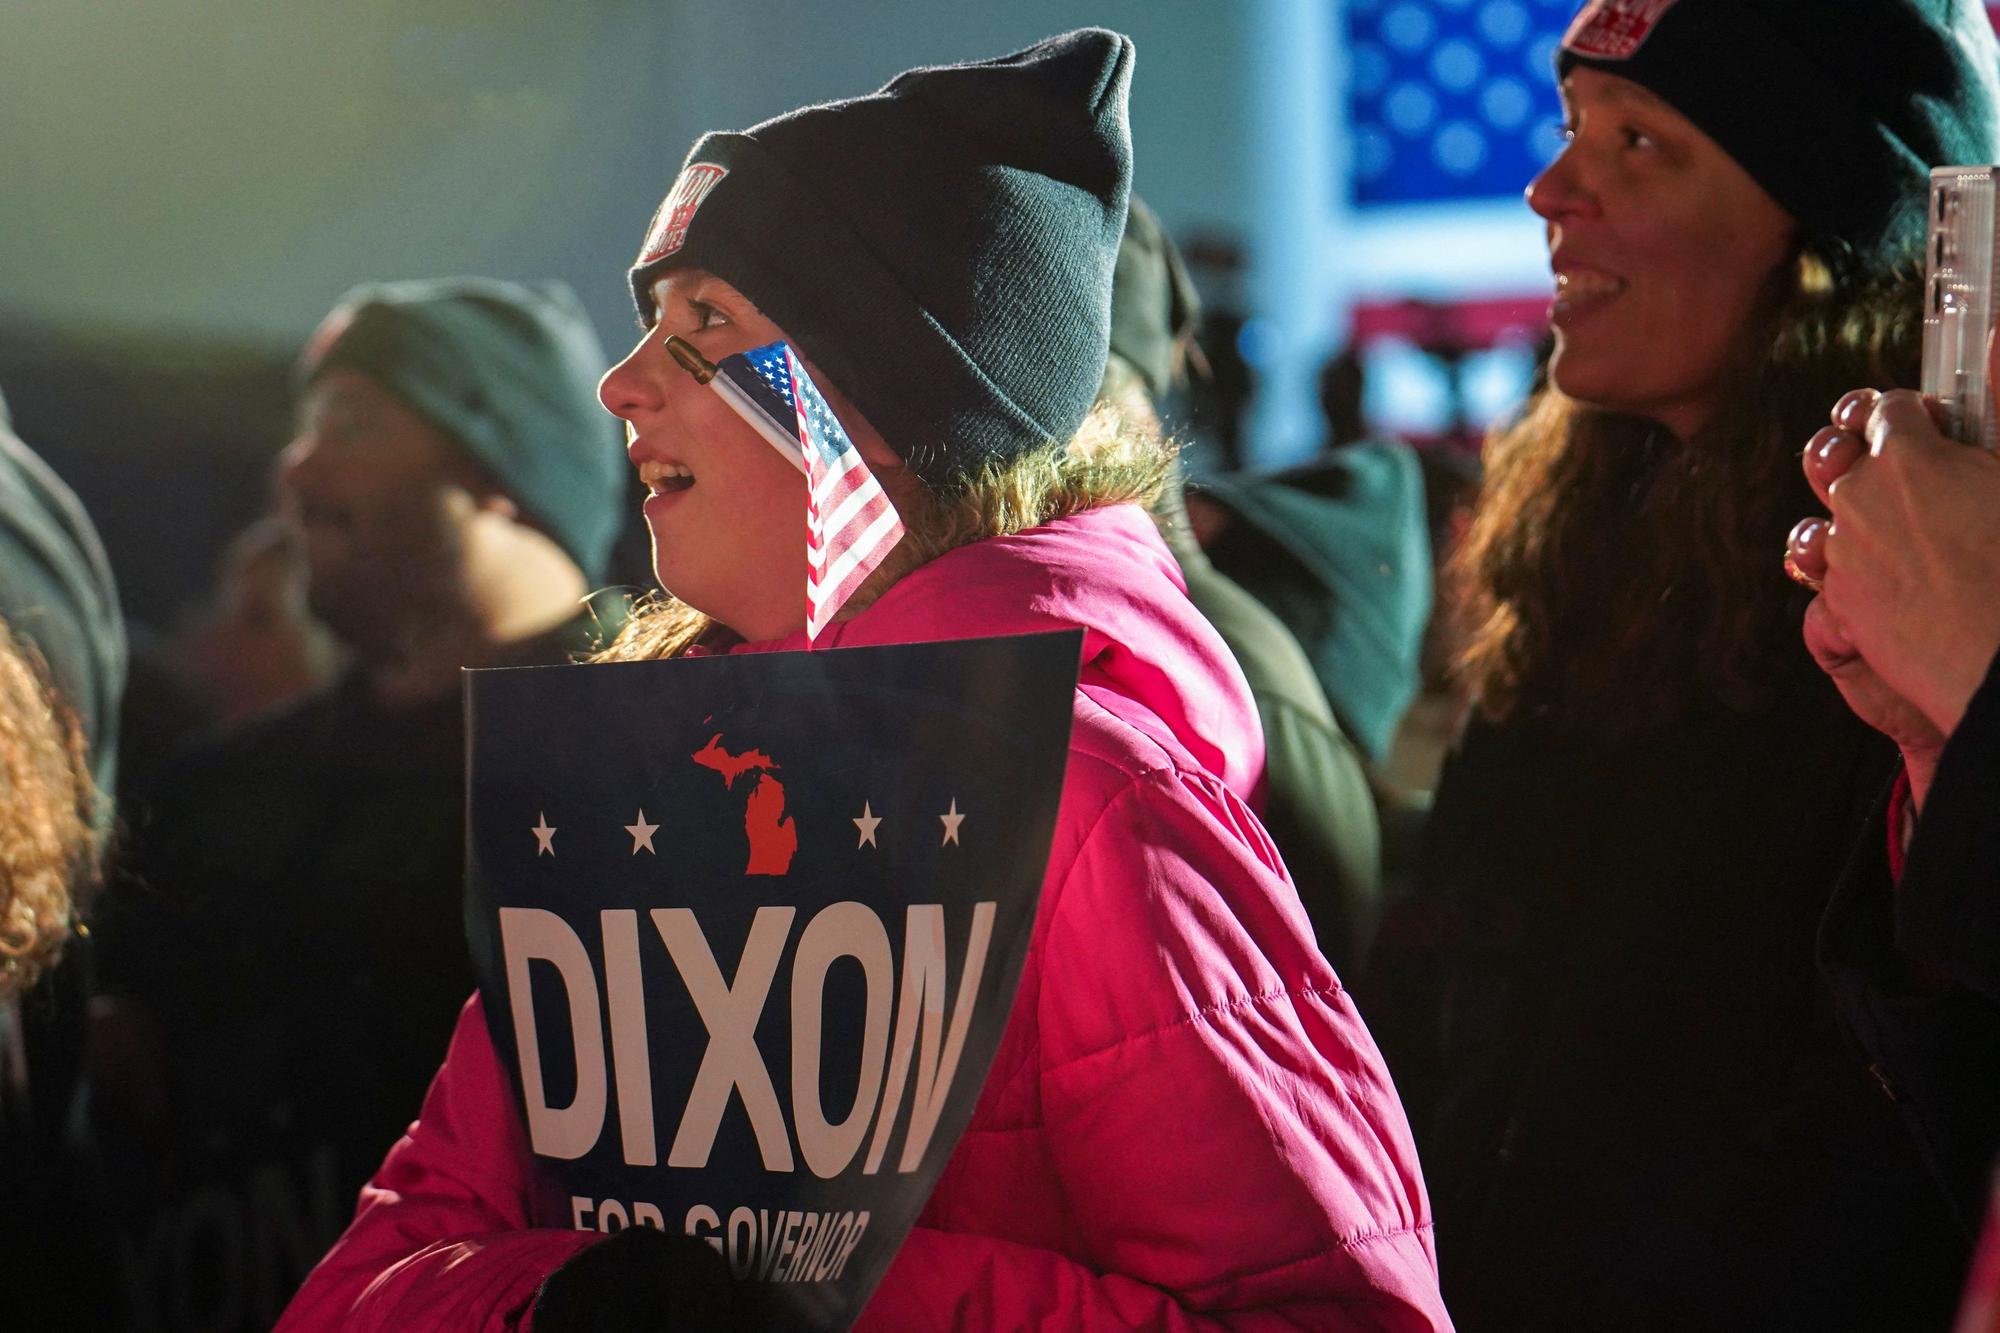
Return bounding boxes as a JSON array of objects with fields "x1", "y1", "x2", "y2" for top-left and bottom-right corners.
[
  {"x1": 1104, "y1": 197, "x2": 1382, "y2": 976},
  {"x1": 171, "y1": 513, "x2": 344, "y2": 725},
  {"x1": 1367, "y1": 1, "x2": 2000, "y2": 1327},
  {"x1": 1183, "y1": 440, "x2": 1432, "y2": 792},
  {"x1": 1373, "y1": 441, "x2": 1483, "y2": 914},
  {"x1": 1379, "y1": 440, "x2": 1481, "y2": 797},
  {"x1": 1786, "y1": 368, "x2": 2000, "y2": 1327},
  {"x1": 1175, "y1": 318, "x2": 1436, "y2": 978},
  {"x1": 0, "y1": 615, "x2": 105, "y2": 1332},
  {"x1": 1319, "y1": 346, "x2": 1369, "y2": 452},
  {"x1": 0, "y1": 392, "x2": 124, "y2": 801},
  {"x1": 1177, "y1": 233, "x2": 1253, "y2": 474},
  {"x1": 0, "y1": 387, "x2": 126, "y2": 1330},
  {"x1": 115, "y1": 514, "x2": 346, "y2": 796},
  {"x1": 90, "y1": 277, "x2": 627, "y2": 1332}
]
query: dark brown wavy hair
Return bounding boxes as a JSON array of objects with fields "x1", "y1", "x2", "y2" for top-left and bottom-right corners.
[
  {"x1": 0, "y1": 616, "x2": 95, "y2": 999},
  {"x1": 1453, "y1": 249, "x2": 1923, "y2": 738}
]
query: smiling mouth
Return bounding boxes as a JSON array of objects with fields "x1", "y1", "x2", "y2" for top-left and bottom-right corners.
[
  {"x1": 1552, "y1": 270, "x2": 1627, "y2": 322},
  {"x1": 638, "y1": 460, "x2": 694, "y2": 495}
]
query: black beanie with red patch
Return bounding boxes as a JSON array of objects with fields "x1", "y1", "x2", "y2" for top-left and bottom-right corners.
[
  {"x1": 1559, "y1": 0, "x2": 2000, "y2": 275},
  {"x1": 627, "y1": 28, "x2": 1135, "y2": 494}
]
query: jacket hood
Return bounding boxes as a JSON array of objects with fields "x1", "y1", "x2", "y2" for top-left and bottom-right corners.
[
  {"x1": 728, "y1": 503, "x2": 1265, "y2": 806},
  {"x1": 0, "y1": 415, "x2": 125, "y2": 797},
  {"x1": 1194, "y1": 442, "x2": 1432, "y2": 764}
]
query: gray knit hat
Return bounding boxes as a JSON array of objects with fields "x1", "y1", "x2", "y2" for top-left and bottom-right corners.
[
  {"x1": 628, "y1": 28, "x2": 1136, "y2": 492},
  {"x1": 300, "y1": 278, "x2": 626, "y2": 581}
]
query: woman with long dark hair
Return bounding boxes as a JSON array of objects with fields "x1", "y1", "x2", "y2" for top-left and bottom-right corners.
[{"x1": 1369, "y1": 2, "x2": 2000, "y2": 1328}]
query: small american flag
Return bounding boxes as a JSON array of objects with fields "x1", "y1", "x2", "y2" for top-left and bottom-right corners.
[{"x1": 712, "y1": 341, "x2": 905, "y2": 644}]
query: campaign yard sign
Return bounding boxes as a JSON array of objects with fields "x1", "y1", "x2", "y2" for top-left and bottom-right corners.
[{"x1": 463, "y1": 631, "x2": 1080, "y2": 1330}]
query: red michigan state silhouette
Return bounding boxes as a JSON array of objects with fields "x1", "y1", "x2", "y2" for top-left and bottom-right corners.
[{"x1": 692, "y1": 733, "x2": 798, "y2": 875}]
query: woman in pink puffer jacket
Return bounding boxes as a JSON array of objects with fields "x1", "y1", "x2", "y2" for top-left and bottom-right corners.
[{"x1": 277, "y1": 27, "x2": 1448, "y2": 1332}]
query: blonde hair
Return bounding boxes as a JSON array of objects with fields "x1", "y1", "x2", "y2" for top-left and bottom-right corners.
[
  {"x1": 597, "y1": 400, "x2": 1175, "y2": 663},
  {"x1": 0, "y1": 617, "x2": 96, "y2": 999}
]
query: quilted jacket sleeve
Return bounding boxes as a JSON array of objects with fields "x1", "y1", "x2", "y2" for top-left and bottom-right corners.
[
  {"x1": 857, "y1": 765, "x2": 1450, "y2": 1331},
  {"x1": 273, "y1": 996, "x2": 602, "y2": 1332}
]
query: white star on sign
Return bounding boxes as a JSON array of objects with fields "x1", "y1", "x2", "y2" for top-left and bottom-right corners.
[
  {"x1": 939, "y1": 798, "x2": 965, "y2": 846},
  {"x1": 532, "y1": 812, "x2": 557, "y2": 857},
  {"x1": 854, "y1": 800, "x2": 882, "y2": 849},
  {"x1": 626, "y1": 809, "x2": 659, "y2": 855}
]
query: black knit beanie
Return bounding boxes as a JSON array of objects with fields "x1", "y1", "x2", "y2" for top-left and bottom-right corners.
[
  {"x1": 627, "y1": 28, "x2": 1135, "y2": 492},
  {"x1": 1559, "y1": 0, "x2": 2000, "y2": 274},
  {"x1": 300, "y1": 278, "x2": 627, "y2": 582}
]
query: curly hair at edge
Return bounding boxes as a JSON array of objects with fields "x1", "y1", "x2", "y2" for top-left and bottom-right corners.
[
  {"x1": 597, "y1": 398, "x2": 1177, "y2": 663},
  {"x1": 1452, "y1": 246, "x2": 1925, "y2": 738},
  {"x1": 0, "y1": 615, "x2": 95, "y2": 999}
]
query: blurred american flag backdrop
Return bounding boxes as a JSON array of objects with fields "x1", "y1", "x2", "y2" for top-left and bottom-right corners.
[
  {"x1": 1348, "y1": 0, "x2": 1568, "y2": 209},
  {"x1": 1335, "y1": 0, "x2": 1581, "y2": 449}
]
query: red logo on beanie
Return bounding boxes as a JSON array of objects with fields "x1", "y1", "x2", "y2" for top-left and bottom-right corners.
[
  {"x1": 1563, "y1": 0, "x2": 1679, "y2": 60},
  {"x1": 640, "y1": 164, "x2": 729, "y2": 264}
]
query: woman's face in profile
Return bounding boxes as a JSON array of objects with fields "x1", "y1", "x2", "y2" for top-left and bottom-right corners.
[
  {"x1": 598, "y1": 269, "x2": 905, "y2": 642},
  {"x1": 1527, "y1": 66, "x2": 1797, "y2": 442},
  {"x1": 598, "y1": 270, "x2": 809, "y2": 641}
]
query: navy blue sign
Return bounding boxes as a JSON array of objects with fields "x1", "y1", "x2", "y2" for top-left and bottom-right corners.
[{"x1": 463, "y1": 631, "x2": 1079, "y2": 1330}]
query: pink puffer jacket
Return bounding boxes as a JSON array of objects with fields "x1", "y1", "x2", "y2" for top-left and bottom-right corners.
[{"x1": 276, "y1": 504, "x2": 1449, "y2": 1331}]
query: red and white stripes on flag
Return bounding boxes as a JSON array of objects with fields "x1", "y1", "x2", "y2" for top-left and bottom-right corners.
[
  {"x1": 781, "y1": 347, "x2": 905, "y2": 642},
  {"x1": 706, "y1": 339, "x2": 905, "y2": 645}
]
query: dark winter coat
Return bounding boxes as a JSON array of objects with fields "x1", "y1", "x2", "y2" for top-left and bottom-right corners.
[
  {"x1": 1820, "y1": 649, "x2": 2000, "y2": 1256},
  {"x1": 92, "y1": 609, "x2": 610, "y2": 1333},
  {"x1": 1372, "y1": 664, "x2": 1969, "y2": 1330}
]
